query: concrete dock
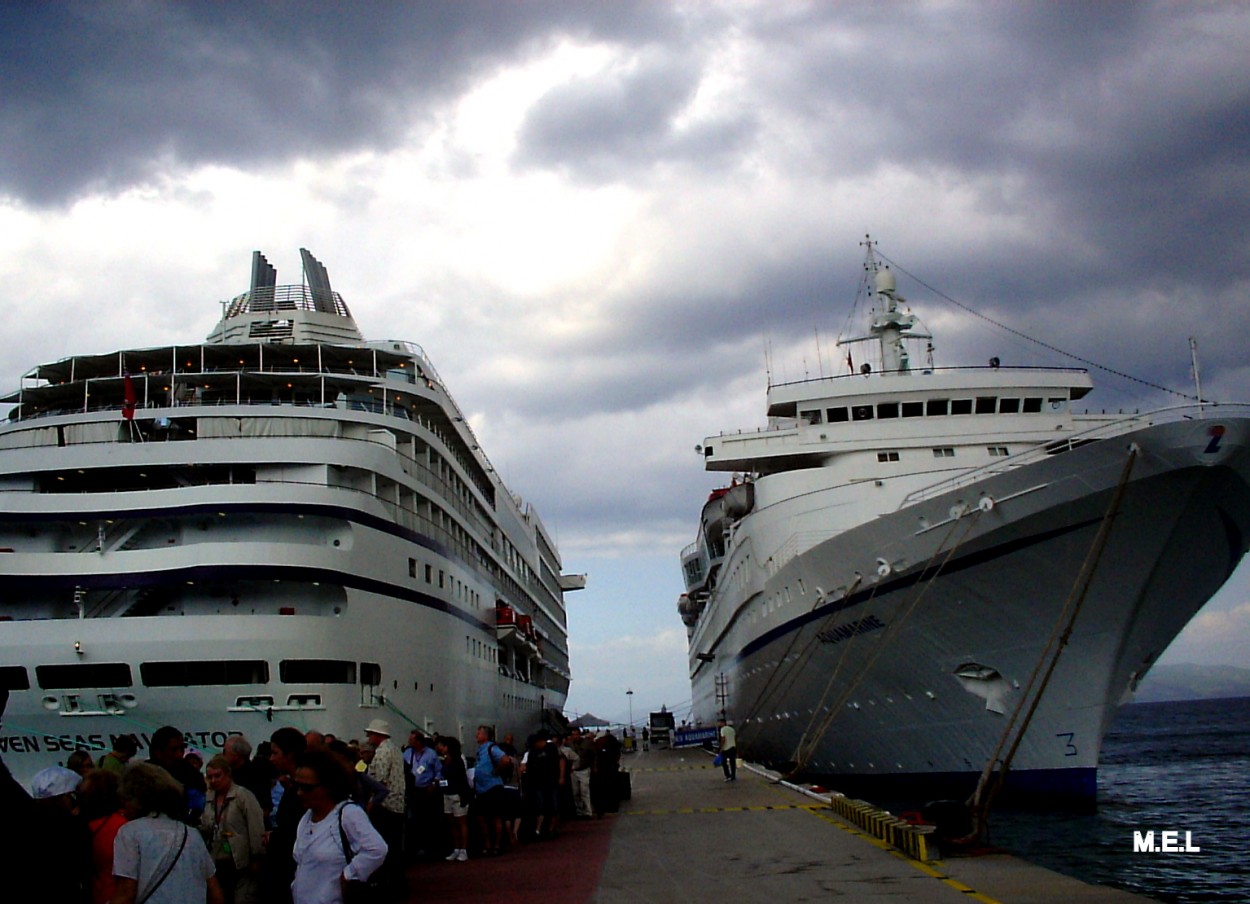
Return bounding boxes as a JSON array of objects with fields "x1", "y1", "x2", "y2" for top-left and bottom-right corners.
[{"x1": 405, "y1": 745, "x2": 1157, "y2": 903}]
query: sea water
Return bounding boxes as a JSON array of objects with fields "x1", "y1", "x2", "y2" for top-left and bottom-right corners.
[{"x1": 988, "y1": 696, "x2": 1250, "y2": 903}]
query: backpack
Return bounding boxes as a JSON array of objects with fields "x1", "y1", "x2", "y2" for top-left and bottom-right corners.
[{"x1": 490, "y1": 744, "x2": 514, "y2": 783}]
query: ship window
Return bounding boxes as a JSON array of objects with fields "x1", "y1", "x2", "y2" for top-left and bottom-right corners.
[
  {"x1": 901, "y1": 401, "x2": 924, "y2": 418},
  {"x1": 988, "y1": 446, "x2": 1010, "y2": 456},
  {"x1": 800, "y1": 409, "x2": 823, "y2": 425},
  {"x1": 425, "y1": 564, "x2": 433, "y2": 583},
  {"x1": 975, "y1": 397, "x2": 997, "y2": 414},
  {"x1": 998, "y1": 398, "x2": 1020, "y2": 414},
  {"x1": 827, "y1": 407, "x2": 849, "y2": 423},
  {"x1": 876, "y1": 402, "x2": 899, "y2": 419},
  {"x1": 1048, "y1": 397, "x2": 1067, "y2": 412},
  {"x1": 408, "y1": 558, "x2": 417, "y2": 578},
  {"x1": 280, "y1": 659, "x2": 357, "y2": 684},
  {"x1": 141, "y1": 660, "x2": 269, "y2": 687},
  {"x1": 950, "y1": 399, "x2": 973, "y2": 415},
  {"x1": 851, "y1": 405, "x2": 874, "y2": 421},
  {"x1": 1023, "y1": 397, "x2": 1043, "y2": 413},
  {"x1": 36, "y1": 663, "x2": 132, "y2": 689},
  {"x1": 926, "y1": 399, "x2": 949, "y2": 416},
  {"x1": 932, "y1": 447, "x2": 956, "y2": 458},
  {"x1": 0, "y1": 665, "x2": 30, "y2": 691},
  {"x1": 877, "y1": 451, "x2": 900, "y2": 462},
  {"x1": 361, "y1": 662, "x2": 381, "y2": 686}
]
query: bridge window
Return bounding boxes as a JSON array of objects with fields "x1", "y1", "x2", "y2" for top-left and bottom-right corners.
[
  {"x1": 998, "y1": 398, "x2": 1020, "y2": 413},
  {"x1": 826, "y1": 407, "x2": 849, "y2": 423},
  {"x1": 876, "y1": 402, "x2": 899, "y2": 419},
  {"x1": 975, "y1": 397, "x2": 997, "y2": 414},
  {"x1": 851, "y1": 405, "x2": 874, "y2": 421},
  {"x1": 1023, "y1": 397, "x2": 1043, "y2": 413},
  {"x1": 950, "y1": 399, "x2": 973, "y2": 415},
  {"x1": 926, "y1": 399, "x2": 949, "y2": 416},
  {"x1": 800, "y1": 409, "x2": 823, "y2": 425},
  {"x1": 901, "y1": 401, "x2": 924, "y2": 417},
  {"x1": 877, "y1": 451, "x2": 900, "y2": 462}
]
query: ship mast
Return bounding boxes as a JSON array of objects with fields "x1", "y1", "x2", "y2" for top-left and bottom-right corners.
[{"x1": 863, "y1": 237, "x2": 916, "y2": 375}]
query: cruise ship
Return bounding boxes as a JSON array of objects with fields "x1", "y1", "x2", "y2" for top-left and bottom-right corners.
[
  {"x1": 679, "y1": 240, "x2": 1250, "y2": 804},
  {"x1": 0, "y1": 249, "x2": 581, "y2": 785}
]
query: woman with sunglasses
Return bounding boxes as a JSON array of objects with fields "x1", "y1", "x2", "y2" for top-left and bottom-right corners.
[{"x1": 290, "y1": 750, "x2": 387, "y2": 904}]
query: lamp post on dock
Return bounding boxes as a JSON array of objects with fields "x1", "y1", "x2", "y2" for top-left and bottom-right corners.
[{"x1": 626, "y1": 688, "x2": 634, "y2": 731}]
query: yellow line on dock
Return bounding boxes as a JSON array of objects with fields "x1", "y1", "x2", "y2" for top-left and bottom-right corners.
[
  {"x1": 629, "y1": 765, "x2": 716, "y2": 772},
  {"x1": 623, "y1": 803, "x2": 825, "y2": 816},
  {"x1": 805, "y1": 807, "x2": 1004, "y2": 904}
]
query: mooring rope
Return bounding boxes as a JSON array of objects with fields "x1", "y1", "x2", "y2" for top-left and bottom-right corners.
[
  {"x1": 789, "y1": 507, "x2": 985, "y2": 773},
  {"x1": 963, "y1": 445, "x2": 1139, "y2": 841}
]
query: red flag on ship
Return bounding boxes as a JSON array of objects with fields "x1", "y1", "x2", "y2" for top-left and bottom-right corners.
[{"x1": 122, "y1": 371, "x2": 136, "y2": 420}]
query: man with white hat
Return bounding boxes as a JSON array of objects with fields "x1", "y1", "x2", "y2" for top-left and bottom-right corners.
[
  {"x1": 364, "y1": 718, "x2": 406, "y2": 895},
  {"x1": 31, "y1": 764, "x2": 83, "y2": 804},
  {"x1": 29, "y1": 766, "x2": 92, "y2": 900}
]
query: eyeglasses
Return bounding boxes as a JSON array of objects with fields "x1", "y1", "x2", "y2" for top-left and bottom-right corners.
[{"x1": 293, "y1": 781, "x2": 320, "y2": 793}]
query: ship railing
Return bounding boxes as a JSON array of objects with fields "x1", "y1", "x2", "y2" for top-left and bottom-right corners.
[
  {"x1": 769, "y1": 528, "x2": 842, "y2": 574},
  {"x1": 766, "y1": 363, "x2": 1089, "y2": 391},
  {"x1": 897, "y1": 403, "x2": 1250, "y2": 508},
  {"x1": 222, "y1": 284, "x2": 352, "y2": 319}
]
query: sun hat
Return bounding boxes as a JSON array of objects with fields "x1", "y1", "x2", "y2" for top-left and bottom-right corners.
[
  {"x1": 364, "y1": 718, "x2": 392, "y2": 737},
  {"x1": 31, "y1": 765, "x2": 82, "y2": 800}
]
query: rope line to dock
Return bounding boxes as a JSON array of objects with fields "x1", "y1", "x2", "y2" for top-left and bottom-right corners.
[
  {"x1": 737, "y1": 571, "x2": 874, "y2": 745},
  {"x1": 790, "y1": 508, "x2": 985, "y2": 770},
  {"x1": 966, "y1": 445, "x2": 1139, "y2": 837}
]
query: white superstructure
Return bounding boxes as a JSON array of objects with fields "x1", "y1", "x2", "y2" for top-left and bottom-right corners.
[
  {"x1": 680, "y1": 241, "x2": 1250, "y2": 803},
  {"x1": 0, "y1": 250, "x2": 582, "y2": 784}
]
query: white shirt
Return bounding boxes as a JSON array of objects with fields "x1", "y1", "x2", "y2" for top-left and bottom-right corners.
[
  {"x1": 113, "y1": 814, "x2": 216, "y2": 904},
  {"x1": 291, "y1": 802, "x2": 388, "y2": 904}
]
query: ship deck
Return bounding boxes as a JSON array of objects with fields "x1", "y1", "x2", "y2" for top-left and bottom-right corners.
[{"x1": 406, "y1": 746, "x2": 1155, "y2": 903}]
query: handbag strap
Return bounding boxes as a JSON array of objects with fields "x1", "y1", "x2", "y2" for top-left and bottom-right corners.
[
  {"x1": 336, "y1": 802, "x2": 356, "y2": 866},
  {"x1": 138, "y1": 822, "x2": 188, "y2": 904}
]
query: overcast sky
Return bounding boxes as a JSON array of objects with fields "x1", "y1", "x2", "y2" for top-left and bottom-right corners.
[{"x1": 2, "y1": 1, "x2": 1249, "y2": 726}]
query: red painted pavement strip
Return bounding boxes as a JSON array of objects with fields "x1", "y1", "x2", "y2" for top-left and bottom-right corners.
[{"x1": 400, "y1": 816, "x2": 619, "y2": 903}]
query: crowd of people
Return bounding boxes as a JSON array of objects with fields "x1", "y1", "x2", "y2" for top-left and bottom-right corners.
[{"x1": 0, "y1": 717, "x2": 628, "y2": 904}]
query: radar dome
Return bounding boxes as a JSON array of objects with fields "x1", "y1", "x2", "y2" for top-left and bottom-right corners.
[{"x1": 875, "y1": 268, "x2": 896, "y2": 295}]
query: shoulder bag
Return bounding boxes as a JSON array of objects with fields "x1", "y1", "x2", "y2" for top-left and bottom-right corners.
[{"x1": 137, "y1": 822, "x2": 188, "y2": 904}]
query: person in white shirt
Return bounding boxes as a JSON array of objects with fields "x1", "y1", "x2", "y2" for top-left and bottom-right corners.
[
  {"x1": 291, "y1": 750, "x2": 387, "y2": 904},
  {"x1": 717, "y1": 719, "x2": 737, "y2": 782}
]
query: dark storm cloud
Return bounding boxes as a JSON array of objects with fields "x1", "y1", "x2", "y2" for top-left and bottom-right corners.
[
  {"x1": 0, "y1": 0, "x2": 680, "y2": 205},
  {"x1": 505, "y1": 3, "x2": 1249, "y2": 299},
  {"x1": 772, "y1": 3, "x2": 1250, "y2": 283}
]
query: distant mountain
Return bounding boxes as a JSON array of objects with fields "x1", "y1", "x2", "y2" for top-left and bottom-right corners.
[{"x1": 1133, "y1": 662, "x2": 1250, "y2": 703}]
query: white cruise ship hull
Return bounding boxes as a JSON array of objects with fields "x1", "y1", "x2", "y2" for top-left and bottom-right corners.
[
  {"x1": 0, "y1": 250, "x2": 578, "y2": 786},
  {"x1": 690, "y1": 414, "x2": 1250, "y2": 803}
]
